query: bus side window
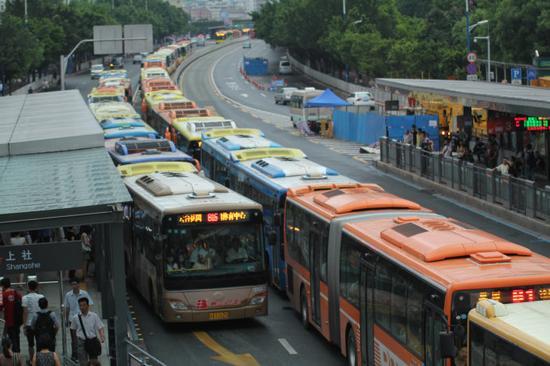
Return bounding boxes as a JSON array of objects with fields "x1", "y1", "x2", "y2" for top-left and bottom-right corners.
[
  {"x1": 374, "y1": 262, "x2": 391, "y2": 330},
  {"x1": 319, "y1": 222, "x2": 329, "y2": 282},
  {"x1": 391, "y1": 271, "x2": 407, "y2": 344},
  {"x1": 406, "y1": 282, "x2": 423, "y2": 356},
  {"x1": 339, "y1": 237, "x2": 360, "y2": 307}
]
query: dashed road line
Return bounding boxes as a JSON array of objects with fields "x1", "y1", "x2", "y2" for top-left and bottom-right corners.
[{"x1": 278, "y1": 338, "x2": 298, "y2": 355}]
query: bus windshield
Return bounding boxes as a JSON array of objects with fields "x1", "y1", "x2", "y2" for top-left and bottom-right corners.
[{"x1": 164, "y1": 220, "x2": 264, "y2": 278}]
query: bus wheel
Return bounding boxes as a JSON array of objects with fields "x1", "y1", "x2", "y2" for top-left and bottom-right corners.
[
  {"x1": 300, "y1": 288, "x2": 309, "y2": 330},
  {"x1": 347, "y1": 329, "x2": 357, "y2": 366}
]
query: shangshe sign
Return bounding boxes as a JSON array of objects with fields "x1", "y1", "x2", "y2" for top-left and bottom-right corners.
[{"x1": 0, "y1": 241, "x2": 83, "y2": 275}]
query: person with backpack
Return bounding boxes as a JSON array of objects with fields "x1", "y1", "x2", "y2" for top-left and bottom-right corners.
[
  {"x1": 31, "y1": 298, "x2": 59, "y2": 352},
  {"x1": 0, "y1": 278, "x2": 22, "y2": 354},
  {"x1": 22, "y1": 280, "x2": 44, "y2": 362}
]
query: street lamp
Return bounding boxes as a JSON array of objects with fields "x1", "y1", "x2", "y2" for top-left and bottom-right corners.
[
  {"x1": 474, "y1": 35, "x2": 491, "y2": 82},
  {"x1": 468, "y1": 19, "x2": 488, "y2": 33}
]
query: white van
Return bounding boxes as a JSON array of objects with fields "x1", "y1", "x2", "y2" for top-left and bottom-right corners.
[{"x1": 279, "y1": 60, "x2": 292, "y2": 74}]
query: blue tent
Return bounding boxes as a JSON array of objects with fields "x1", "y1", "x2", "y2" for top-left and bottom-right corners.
[{"x1": 304, "y1": 88, "x2": 350, "y2": 107}]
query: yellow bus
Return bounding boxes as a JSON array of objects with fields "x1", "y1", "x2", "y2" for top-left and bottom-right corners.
[
  {"x1": 87, "y1": 86, "x2": 126, "y2": 104},
  {"x1": 89, "y1": 102, "x2": 140, "y2": 123},
  {"x1": 468, "y1": 299, "x2": 550, "y2": 365}
]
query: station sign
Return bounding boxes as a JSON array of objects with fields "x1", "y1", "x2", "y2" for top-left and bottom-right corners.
[
  {"x1": 0, "y1": 241, "x2": 82, "y2": 275},
  {"x1": 511, "y1": 67, "x2": 522, "y2": 85},
  {"x1": 514, "y1": 116, "x2": 550, "y2": 131}
]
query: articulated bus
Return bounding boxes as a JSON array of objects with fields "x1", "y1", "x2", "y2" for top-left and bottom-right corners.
[
  {"x1": 122, "y1": 165, "x2": 268, "y2": 322},
  {"x1": 283, "y1": 184, "x2": 550, "y2": 366},
  {"x1": 468, "y1": 300, "x2": 550, "y2": 365},
  {"x1": 107, "y1": 138, "x2": 198, "y2": 168},
  {"x1": 90, "y1": 102, "x2": 140, "y2": 123},
  {"x1": 201, "y1": 141, "x2": 357, "y2": 290}
]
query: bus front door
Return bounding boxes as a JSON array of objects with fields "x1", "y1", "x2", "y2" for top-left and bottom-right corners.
[{"x1": 309, "y1": 229, "x2": 321, "y2": 326}]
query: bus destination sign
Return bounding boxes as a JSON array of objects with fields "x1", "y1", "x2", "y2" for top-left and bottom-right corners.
[
  {"x1": 514, "y1": 116, "x2": 550, "y2": 131},
  {"x1": 178, "y1": 211, "x2": 249, "y2": 224}
]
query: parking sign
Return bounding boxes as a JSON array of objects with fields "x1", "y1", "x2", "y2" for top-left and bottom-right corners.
[{"x1": 511, "y1": 67, "x2": 522, "y2": 85}]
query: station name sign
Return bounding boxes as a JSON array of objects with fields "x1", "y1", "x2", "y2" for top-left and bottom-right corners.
[
  {"x1": 514, "y1": 116, "x2": 550, "y2": 131},
  {"x1": 0, "y1": 241, "x2": 83, "y2": 275}
]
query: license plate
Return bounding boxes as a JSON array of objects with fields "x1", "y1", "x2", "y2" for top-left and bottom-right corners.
[{"x1": 208, "y1": 312, "x2": 229, "y2": 320}]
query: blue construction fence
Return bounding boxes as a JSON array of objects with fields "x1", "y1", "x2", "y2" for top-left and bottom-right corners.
[
  {"x1": 333, "y1": 110, "x2": 440, "y2": 149},
  {"x1": 243, "y1": 57, "x2": 268, "y2": 76}
]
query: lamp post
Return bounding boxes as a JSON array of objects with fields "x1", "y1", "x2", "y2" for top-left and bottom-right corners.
[
  {"x1": 342, "y1": 0, "x2": 346, "y2": 17},
  {"x1": 468, "y1": 19, "x2": 488, "y2": 33},
  {"x1": 474, "y1": 35, "x2": 491, "y2": 82}
]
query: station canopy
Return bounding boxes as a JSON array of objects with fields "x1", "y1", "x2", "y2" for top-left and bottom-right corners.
[
  {"x1": 376, "y1": 78, "x2": 550, "y2": 116},
  {"x1": 0, "y1": 90, "x2": 131, "y2": 231}
]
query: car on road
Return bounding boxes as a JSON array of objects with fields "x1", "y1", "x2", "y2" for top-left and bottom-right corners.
[
  {"x1": 242, "y1": 38, "x2": 252, "y2": 48},
  {"x1": 346, "y1": 91, "x2": 376, "y2": 109},
  {"x1": 274, "y1": 86, "x2": 298, "y2": 105},
  {"x1": 90, "y1": 64, "x2": 104, "y2": 79},
  {"x1": 278, "y1": 59, "x2": 291, "y2": 74}
]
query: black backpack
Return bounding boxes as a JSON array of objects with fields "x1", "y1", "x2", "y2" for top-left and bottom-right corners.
[{"x1": 35, "y1": 311, "x2": 55, "y2": 338}]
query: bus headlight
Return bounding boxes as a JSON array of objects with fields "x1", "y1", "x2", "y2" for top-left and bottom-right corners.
[
  {"x1": 169, "y1": 301, "x2": 188, "y2": 311},
  {"x1": 250, "y1": 296, "x2": 265, "y2": 305}
]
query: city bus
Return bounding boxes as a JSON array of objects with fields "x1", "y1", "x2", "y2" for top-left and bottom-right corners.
[
  {"x1": 148, "y1": 107, "x2": 214, "y2": 136},
  {"x1": 201, "y1": 128, "x2": 277, "y2": 184},
  {"x1": 289, "y1": 89, "x2": 331, "y2": 129},
  {"x1": 89, "y1": 102, "x2": 140, "y2": 123},
  {"x1": 141, "y1": 67, "x2": 170, "y2": 81},
  {"x1": 283, "y1": 184, "x2": 550, "y2": 366},
  {"x1": 141, "y1": 78, "x2": 178, "y2": 94},
  {"x1": 202, "y1": 143, "x2": 357, "y2": 290},
  {"x1": 142, "y1": 91, "x2": 196, "y2": 120},
  {"x1": 117, "y1": 161, "x2": 197, "y2": 178},
  {"x1": 166, "y1": 117, "x2": 238, "y2": 159},
  {"x1": 142, "y1": 56, "x2": 164, "y2": 69},
  {"x1": 103, "y1": 125, "x2": 159, "y2": 141},
  {"x1": 122, "y1": 167, "x2": 268, "y2": 322},
  {"x1": 87, "y1": 86, "x2": 126, "y2": 104},
  {"x1": 468, "y1": 299, "x2": 550, "y2": 365},
  {"x1": 98, "y1": 77, "x2": 132, "y2": 99},
  {"x1": 107, "y1": 138, "x2": 198, "y2": 168}
]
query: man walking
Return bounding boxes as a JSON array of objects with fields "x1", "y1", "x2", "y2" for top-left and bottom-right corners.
[
  {"x1": 70, "y1": 298, "x2": 104, "y2": 366},
  {"x1": 0, "y1": 278, "x2": 22, "y2": 354},
  {"x1": 22, "y1": 280, "x2": 44, "y2": 362},
  {"x1": 31, "y1": 297, "x2": 59, "y2": 352},
  {"x1": 64, "y1": 278, "x2": 93, "y2": 362}
]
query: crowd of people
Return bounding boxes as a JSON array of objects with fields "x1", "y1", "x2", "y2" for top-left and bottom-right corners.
[
  {"x1": 0, "y1": 277, "x2": 104, "y2": 366},
  {"x1": 402, "y1": 126, "x2": 545, "y2": 181}
]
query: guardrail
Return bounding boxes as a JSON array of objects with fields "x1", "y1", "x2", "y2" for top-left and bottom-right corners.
[
  {"x1": 126, "y1": 340, "x2": 167, "y2": 366},
  {"x1": 380, "y1": 137, "x2": 550, "y2": 222}
]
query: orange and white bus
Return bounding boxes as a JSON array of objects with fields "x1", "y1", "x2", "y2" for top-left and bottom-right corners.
[{"x1": 284, "y1": 184, "x2": 550, "y2": 366}]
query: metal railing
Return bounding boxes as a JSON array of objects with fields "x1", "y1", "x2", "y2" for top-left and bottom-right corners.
[
  {"x1": 380, "y1": 137, "x2": 550, "y2": 222},
  {"x1": 126, "y1": 340, "x2": 167, "y2": 366}
]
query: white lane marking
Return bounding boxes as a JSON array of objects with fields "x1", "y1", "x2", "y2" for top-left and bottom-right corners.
[
  {"x1": 241, "y1": 93, "x2": 249, "y2": 98},
  {"x1": 260, "y1": 93, "x2": 266, "y2": 97},
  {"x1": 278, "y1": 338, "x2": 298, "y2": 355}
]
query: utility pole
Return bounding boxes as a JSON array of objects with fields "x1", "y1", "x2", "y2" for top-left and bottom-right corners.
[
  {"x1": 24, "y1": 0, "x2": 28, "y2": 24},
  {"x1": 465, "y1": 0, "x2": 470, "y2": 51}
]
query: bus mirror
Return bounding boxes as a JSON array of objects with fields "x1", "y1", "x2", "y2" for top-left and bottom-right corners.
[{"x1": 439, "y1": 331, "x2": 457, "y2": 359}]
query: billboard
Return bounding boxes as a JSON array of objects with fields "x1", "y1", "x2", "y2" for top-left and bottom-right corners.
[
  {"x1": 93, "y1": 25, "x2": 123, "y2": 55},
  {"x1": 124, "y1": 24, "x2": 153, "y2": 54}
]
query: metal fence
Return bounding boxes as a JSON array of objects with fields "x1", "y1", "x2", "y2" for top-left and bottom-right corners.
[
  {"x1": 380, "y1": 137, "x2": 550, "y2": 222},
  {"x1": 126, "y1": 340, "x2": 167, "y2": 366}
]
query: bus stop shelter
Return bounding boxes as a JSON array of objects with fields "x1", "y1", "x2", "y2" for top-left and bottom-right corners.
[{"x1": 0, "y1": 90, "x2": 132, "y2": 365}]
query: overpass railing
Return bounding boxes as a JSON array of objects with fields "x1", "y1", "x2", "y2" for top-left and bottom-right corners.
[{"x1": 380, "y1": 137, "x2": 550, "y2": 222}]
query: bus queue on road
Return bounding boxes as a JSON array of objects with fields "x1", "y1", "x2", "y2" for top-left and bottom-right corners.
[{"x1": 82, "y1": 37, "x2": 550, "y2": 366}]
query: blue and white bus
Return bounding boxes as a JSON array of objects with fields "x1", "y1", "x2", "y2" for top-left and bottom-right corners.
[
  {"x1": 201, "y1": 128, "x2": 279, "y2": 185},
  {"x1": 103, "y1": 125, "x2": 159, "y2": 141},
  {"x1": 202, "y1": 132, "x2": 356, "y2": 289},
  {"x1": 100, "y1": 117, "x2": 146, "y2": 130},
  {"x1": 108, "y1": 138, "x2": 198, "y2": 168}
]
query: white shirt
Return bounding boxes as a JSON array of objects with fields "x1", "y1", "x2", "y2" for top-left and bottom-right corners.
[
  {"x1": 70, "y1": 311, "x2": 104, "y2": 340},
  {"x1": 190, "y1": 247, "x2": 207, "y2": 263},
  {"x1": 22, "y1": 292, "x2": 44, "y2": 326},
  {"x1": 226, "y1": 247, "x2": 248, "y2": 262},
  {"x1": 64, "y1": 290, "x2": 94, "y2": 321},
  {"x1": 10, "y1": 236, "x2": 26, "y2": 245}
]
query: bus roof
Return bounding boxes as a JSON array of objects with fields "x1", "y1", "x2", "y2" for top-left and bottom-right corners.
[
  {"x1": 90, "y1": 102, "x2": 139, "y2": 122},
  {"x1": 202, "y1": 128, "x2": 263, "y2": 140},
  {"x1": 469, "y1": 300, "x2": 550, "y2": 362},
  {"x1": 118, "y1": 161, "x2": 197, "y2": 177},
  {"x1": 343, "y1": 217, "x2": 550, "y2": 292},
  {"x1": 163, "y1": 108, "x2": 212, "y2": 120},
  {"x1": 204, "y1": 134, "x2": 281, "y2": 160},
  {"x1": 103, "y1": 125, "x2": 159, "y2": 140},
  {"x1": 172, "y1": 118, "x2": 237, "y2": 140},
  {"x1": 89, "y1": 86, "x2": 125, "y2": 96},
  {"x1": 100, "y1": 117, "x2": 145, "y2": 129},
  {"x1": 108, "y1": 138, "x2": 196, "y2": 165},
  {"x1": 230, "y1": 147, "x2": 305, "y2": 162},
  {"x1": 123, "y1": 171, "x2": 261, "y2": 215}
]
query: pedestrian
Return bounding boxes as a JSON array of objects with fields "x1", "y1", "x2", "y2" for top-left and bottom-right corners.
[
  {"x1": 31, "y1": 298, "x2": 59, "y2": 352},
  {"x1": 70, "y1": 298, "x2": 104, "y2": 366},
  {"x1": 524, "y1": 144, "x2": 536, "y2": 180},
  {"x1": 22, "y1": 280, "x2": 44, "y2": 362},
  {"x1": 0, "y1": 278, "x2": 22, "y2": 355},
  {"x1": 441, "y1": 140, "x2": 452, "y2": 158},
  {"x1": 10, "y1": 232, "x2": 27, "y2": 246},
  {"x1": 31, "y1": 335, "x2": 61, "y2": 366},
  {"x1": 80, "y1": 229, "x2": 92, "y2": 279},
  {"x1": 403, "y1": 130, "x2": 413, "y2": 145},
  {"x1": 473, "y1": 137, "x2": 485, "y2": 163},
  {"x1": 64, "y1": 278, "x2": 93, "y2": 362},
  {"x1": 411, "y1": 125, "x2": 418, "y2": 146},
  {"x1": 0, "y1": 337, "x2": 22, "y2": 366}
]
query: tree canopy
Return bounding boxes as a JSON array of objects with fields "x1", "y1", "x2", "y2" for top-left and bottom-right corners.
[
  {"x1": 252, "y1": 0, "x2": 550, "y2": 80},
  {"x1": 0, "y1": 0, "x2": 191, "y2": 85}
]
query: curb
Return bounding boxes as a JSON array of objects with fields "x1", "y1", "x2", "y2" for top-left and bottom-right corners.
[{"x1": 375, "y1": 160, "x2": 550, "y2": 236}]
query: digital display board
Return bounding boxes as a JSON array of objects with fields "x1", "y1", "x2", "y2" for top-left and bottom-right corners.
[
  {"x1": 514, "y1": 116, "x2": 550, "y2": 131},
  {"x1": 177, "y1": 211, "x2": 250, "y2": 225}
]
